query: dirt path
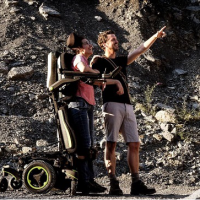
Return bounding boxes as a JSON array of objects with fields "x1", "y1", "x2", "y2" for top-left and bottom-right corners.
[{"x1": 0, "y1": 183, "x2": 199, "y2": 199}]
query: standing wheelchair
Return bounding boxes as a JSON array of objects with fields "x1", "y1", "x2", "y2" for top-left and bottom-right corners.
[{"x1": 0, "y1": 50, "x2": 121, "y2": 195}]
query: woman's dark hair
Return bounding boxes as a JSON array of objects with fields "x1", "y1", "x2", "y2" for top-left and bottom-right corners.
[{"x1": 66, "y1": 33, "x2": 85, "y2": 53}]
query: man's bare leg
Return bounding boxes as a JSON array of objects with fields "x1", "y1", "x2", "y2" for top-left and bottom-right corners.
[
  {"x1": 104, "y1": 141, "x2": 123, "y2": 195},
  {"x1": 127, "y1": 142, "x2": 140, "y2": 181},
  {"x1": 127, "y1": 142, "x2": 156, "y2": 195},
  {"x1": 104, "y1": 141, "x2": 116, "y2": 175}
]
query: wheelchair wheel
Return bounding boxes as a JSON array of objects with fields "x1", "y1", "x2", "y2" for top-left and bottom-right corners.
[
  {"x1": 9, "y1": 177, "x2": 22, "y2": 190},
  {"x1": 0, "y1": 177, "x2": 8, "y2": 192},
  {"x1": 22, "y1": 160, "x2": 56, "y2": 194}
]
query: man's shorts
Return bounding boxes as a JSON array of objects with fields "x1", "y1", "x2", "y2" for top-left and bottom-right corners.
[{"x1": 102, "y1": 102, "x2": 139, "y2": 143}]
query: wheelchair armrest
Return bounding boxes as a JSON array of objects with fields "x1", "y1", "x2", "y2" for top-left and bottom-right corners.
[
  {"x1": 48, "y1": 78, "x2": 80, "y2": 92},
  {"x1": 48, "y1": 67, "x2": 121, "y2": 91},
  {"x1": 62, "y1": 67, "x2": 121, "y2": 79},
  {"x1": 62, "y1": 70, "x2": 101, "y2": 78},
  {"x1": 102, "y1": 66, "x2": 122, "y2": 79}
]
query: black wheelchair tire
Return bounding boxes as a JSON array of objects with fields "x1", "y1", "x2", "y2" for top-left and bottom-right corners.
[{"x1": 22, "y1": 160, "x2": 56, "y2": 194}]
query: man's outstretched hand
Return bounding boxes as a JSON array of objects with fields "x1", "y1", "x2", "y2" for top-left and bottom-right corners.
[{"x1": 156, "y1": 26, "x2": 167, "y2": 38}]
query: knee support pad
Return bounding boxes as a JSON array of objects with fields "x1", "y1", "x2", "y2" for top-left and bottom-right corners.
[{"x1": 88, "y1": 147, "x2": 98, "y2": 160}]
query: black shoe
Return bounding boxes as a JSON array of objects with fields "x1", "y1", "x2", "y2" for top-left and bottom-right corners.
[
  {"x1": 77, "y1": 181, "x2": 90, "y2": 195},
  {"x1": 130, "y1": 180, "x2": 156, "y2": 195},
  {"x1": 109, "y1": 179, "x2": 123, "y2": 195},
  {"x1": 89, "y1": 180, "x2": 107, "y2": 193}
]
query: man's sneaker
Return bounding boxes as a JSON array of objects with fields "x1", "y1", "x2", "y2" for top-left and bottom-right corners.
[
  {"x1": 130, "y1": 180, "x2": 156, "y2": 195},
  {"x1": 89, "y1": 180, "x2": 107, "y2": 193},
  {"x1": 109, "y1": 179, "x2": 123, "y2": 195}
]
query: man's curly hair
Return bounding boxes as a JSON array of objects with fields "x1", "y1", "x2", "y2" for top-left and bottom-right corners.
[{"x1": 97, "y1": 30, "x2": 115, "y2": 50}]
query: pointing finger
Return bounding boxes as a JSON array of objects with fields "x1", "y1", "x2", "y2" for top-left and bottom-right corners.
[{"x1": 160, "y1": 26, "x2": 166, "y2": 32}]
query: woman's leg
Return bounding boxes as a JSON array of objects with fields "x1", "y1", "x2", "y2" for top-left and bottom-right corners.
[
  {"x1": 88, "y1": 104, "x2": 94, "y2": 180},
  {"x1": 68, "y1": 99, "x2": 93, "y2": 190}
]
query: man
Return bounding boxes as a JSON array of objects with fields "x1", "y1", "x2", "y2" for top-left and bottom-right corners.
[{"x1": 92, "y1": 26, "x2": 166, "y2": 195}]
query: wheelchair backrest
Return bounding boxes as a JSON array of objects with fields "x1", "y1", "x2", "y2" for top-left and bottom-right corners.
[
  {"x1": 46, "y1": 51, "x2": 77, "y2": 153},
  {"x1": 59, "y1": 52, "x2": 74, "y2": 72},
  {"x1": 47, "y1": 51, "x2": 76, "y2": 86},
  {"x1": 47, "y1": 51, "x2": 60, "y2": 88}
]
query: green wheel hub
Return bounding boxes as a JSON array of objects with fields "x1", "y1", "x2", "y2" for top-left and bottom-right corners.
[
  {"x1": 23, "y1": 160, "x2": 56, "y2": 194},
  {"x1": 27, "y1": 166, "x2": 49, "y2": 189}
]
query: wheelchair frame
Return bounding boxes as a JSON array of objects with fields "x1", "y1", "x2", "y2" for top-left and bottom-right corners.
[{"x1": 0, "y1": 51, "x2": 121, "y2": 195}]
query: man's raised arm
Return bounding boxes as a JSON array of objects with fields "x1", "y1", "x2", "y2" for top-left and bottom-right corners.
[{"x1": 127, "y1": 26, "x2": 166, "y2": 65}]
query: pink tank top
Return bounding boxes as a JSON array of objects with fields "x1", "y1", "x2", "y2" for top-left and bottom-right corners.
[{"x1": 71, "y1": 54, "x2": 95, "y2": 105}]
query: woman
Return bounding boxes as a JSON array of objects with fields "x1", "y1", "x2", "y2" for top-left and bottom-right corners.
[{"x1": 66, "y1": 33, "x2": 106, "y2": 195}]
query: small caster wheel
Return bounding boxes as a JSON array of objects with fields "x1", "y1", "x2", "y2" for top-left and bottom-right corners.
[
  {"x1": 9, "y1": 177, "x2": 22, "y2": 190},
  {"x1": 0, "y1": 177, "x2": 8, "y2": 192}
]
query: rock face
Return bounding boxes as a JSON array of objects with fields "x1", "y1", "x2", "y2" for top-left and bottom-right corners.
[
  {"x1": 7, "y1": 66, "x2": 34, "y2": 80},
  {"x1": 0, "y1": 0, "x2": 200, "y2": 196}
]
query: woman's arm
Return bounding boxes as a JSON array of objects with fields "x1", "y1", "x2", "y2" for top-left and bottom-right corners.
[{"x1": 77, "y1": 62, "x2": 100, "y2": 73}]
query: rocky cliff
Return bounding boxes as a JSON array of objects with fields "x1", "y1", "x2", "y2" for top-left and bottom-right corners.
[{"x1": 1, "y1": 0, "x2": 200, "y2": 191}]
